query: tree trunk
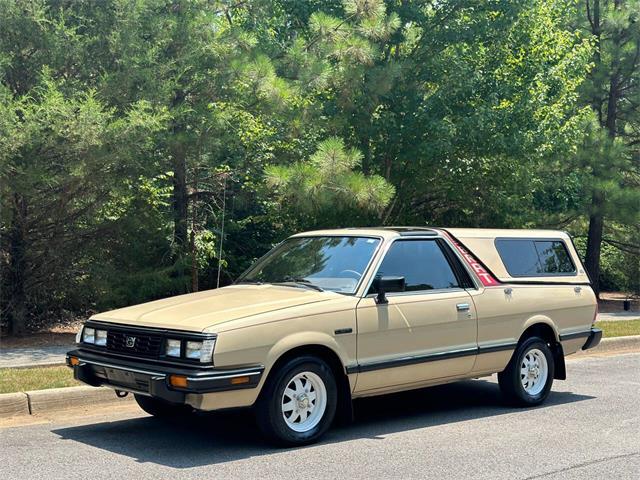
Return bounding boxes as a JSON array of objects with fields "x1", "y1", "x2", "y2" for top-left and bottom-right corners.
[
  {"x1": 590, "y1": 0, "x2": 603, "y2": 123},
  {"x1": 190, "y1": 229, "x2": 198, "y2": 292},
  {"x1": 171, "y1": 142, "x2": 188, "y2": 251},
  {"x1": 190, "y1": 166, "x2": 199, "y2": 292},
  {"x1": 360, "y1": 134, "x2": 371, "y2": 175},
  {"x1": 8, "y1": 194, "x2": 28, "y2": 335},
  {"x1": 585, "y1": 192, "x2": 604, "y2": 297}
]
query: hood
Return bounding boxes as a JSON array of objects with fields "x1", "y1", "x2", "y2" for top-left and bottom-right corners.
[{"x1": 90, "y1": 284, "x2": 338, "y2": 332}]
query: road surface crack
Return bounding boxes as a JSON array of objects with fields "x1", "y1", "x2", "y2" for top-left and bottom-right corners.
[{"x1": 522, "y1": 452, "x2": 640, "y2": 479}]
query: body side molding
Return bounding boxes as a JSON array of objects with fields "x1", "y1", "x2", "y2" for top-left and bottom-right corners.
[{"x1": 346, "y1": 342, "x2": 517, "y2": 374}]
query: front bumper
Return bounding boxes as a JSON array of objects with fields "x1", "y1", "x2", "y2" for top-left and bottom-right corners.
[
  {"x1": 66, "y1": 349, "x2": 264, "y2": 405},
  {"x1": 581, "y1": 328, "x2": 603, "y2": 351}
]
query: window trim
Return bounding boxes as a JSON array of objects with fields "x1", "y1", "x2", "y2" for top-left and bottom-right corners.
[
  {"x1": 365, "y1": 237, "x2": 469, "y2": 295},
  {"x1": 494, "y1": 237, "x2": 577, "y2": 278},
  {"x1": 365, "y1": 286, "x2": 469, "y2": 300},
  {"x1": 436, "y1": 238, "x2": 476, "y2": 289}
]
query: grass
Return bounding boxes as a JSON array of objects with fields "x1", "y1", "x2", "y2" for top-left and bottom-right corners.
[
  {"x1": 596, "y1": 319, "x2": 640, "y2": 338},
  {"x1": 0, "y1": 365, "x2": 80, "y2": 394},
  {"x1": 0, "y1": 320, "x2": 638, "y2": 394}
]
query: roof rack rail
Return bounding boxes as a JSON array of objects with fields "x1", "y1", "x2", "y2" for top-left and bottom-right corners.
[{"x1": 380, "y1": 226, "x2": 439, "y2": 237}]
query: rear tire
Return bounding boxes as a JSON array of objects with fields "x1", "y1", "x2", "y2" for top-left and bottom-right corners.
[
  {"x1": 498, "y1": 337, "x2": 555, "y2": 406},
  {"x1": 134, "y1": 394, "x2": 192, "y2": 418},
  {"x1": 255, "y1": 356, "x2": 337, "y2": 447}
]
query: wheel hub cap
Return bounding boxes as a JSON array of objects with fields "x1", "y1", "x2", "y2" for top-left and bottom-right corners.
[
  {"x1": 520, "y1": 348, "x2": 548, "y2": 396},
  {"x1": 297, "y1": 394, "x2": 309, "y2": 410},
  {"x1": 281, "y1": 371, "x2": 328, "y2": 433}
]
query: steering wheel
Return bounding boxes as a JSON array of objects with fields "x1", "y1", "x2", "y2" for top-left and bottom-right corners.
[{"x1": 337, "y1": 269, "x2": 362, "y2": 280}]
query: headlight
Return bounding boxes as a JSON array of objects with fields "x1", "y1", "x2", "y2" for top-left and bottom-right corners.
[
  {"x1": 166, "y1": 339, "x2": 181, "y2": 357},
  {"x1": 186, "y1": 339, "x2": 216, "y2": 363},
  {"x1": 95, "y1": 329, "x2": 107, "y2": 346},
  {"x1": 165, "y1": 337, "x2": 215, "y2": 363},
  {"x1": 82, "y1": 327, "x2": 95, "y2": 344},
  {"x1": 185, "y1": 341, "x2": 202, "y2": 360}
]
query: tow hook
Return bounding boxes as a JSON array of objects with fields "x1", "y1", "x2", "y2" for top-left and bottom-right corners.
[{"x1": 115, "y1": 390, "x2": 129, "y2": 398}]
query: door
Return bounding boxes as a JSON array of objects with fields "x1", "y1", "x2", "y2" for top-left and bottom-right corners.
[{"x1": 354, "y1": 238, "x2": 477, "y2": 393}]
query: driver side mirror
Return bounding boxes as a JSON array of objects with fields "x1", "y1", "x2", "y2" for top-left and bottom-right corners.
[{"x1": 372, "y1": 275, "x2": 406, "y2": 305}]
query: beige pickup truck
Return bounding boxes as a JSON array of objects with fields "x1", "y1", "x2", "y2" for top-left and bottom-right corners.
[{"x1": 68, "y1": 227, "x2": 601, "y2": 445}]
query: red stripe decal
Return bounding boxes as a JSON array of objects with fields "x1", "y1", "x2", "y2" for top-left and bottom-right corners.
[{"x1": 441, "y1": 231, "x2": 500, "y2": 286}]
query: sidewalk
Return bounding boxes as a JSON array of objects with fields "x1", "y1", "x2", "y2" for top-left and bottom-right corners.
[
  {"x1": 0, "y1": 345, "x2": 72, "y2": 369},
  {"x1": 597, "y1": 311, "x2": 640, "y2": 322}
]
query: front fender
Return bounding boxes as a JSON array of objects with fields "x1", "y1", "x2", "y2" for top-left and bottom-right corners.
[{"x1": 264, "y1": 331, "x2": 350, "y2": 378}]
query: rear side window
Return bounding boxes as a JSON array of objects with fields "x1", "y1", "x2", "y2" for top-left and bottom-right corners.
[
  {"x1": 373, "y1": 240, "x2": 461, "y2": 291},
  {"x1": 496, "y1": 239, "x2": 575, "y2": 276}
]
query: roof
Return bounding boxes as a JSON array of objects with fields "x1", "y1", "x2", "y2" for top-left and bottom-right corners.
[
  {"x1": 291, "y1": 227, "x2": 439, "y2": 240},
  {"x1": 291, "y1": 226, "x2": 571, "y2": 240},
  {"x1": 444, "y1": 228, "x2": 571, "y2": 240}
]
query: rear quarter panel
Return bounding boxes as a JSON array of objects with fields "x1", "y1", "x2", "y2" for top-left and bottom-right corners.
[{"x1": 469, "y1": 284, "x2": 597, "y2": 373}]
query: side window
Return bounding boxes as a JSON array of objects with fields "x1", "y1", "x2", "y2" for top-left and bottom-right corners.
[
  {"x1": 496, "y1": 239, "x2": 575, "y2": 276},
  {"x1": 373, "y1": 240, "x2": 461, "y2": 292},
  {"x1": 534, "y1": 241, "x2": 575, "y2": 273}
]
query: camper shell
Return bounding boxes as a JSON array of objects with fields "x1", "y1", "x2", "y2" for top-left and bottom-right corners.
[{"x1": 444, "y1": 228, "x2": 590, "y2": 285}]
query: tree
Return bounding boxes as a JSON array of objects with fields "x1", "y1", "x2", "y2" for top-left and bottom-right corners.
[
  {"x1": 0, "y1": 77, "x2": 164, "y2": 334},
  {"x1": 1, "y1": 0, "x2": 637, "y2": 334},
  {"x1": 265, "y1": 136, "x2": 395, "y2": 219},
  {"x1": 580, "y1": 0, "x2": 639, "y2": 296},
  {"x1": 273, "y1": 0, "x2": 593, "y2": 228}
]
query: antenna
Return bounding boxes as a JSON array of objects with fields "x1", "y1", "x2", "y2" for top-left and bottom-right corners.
[{"x1": 216, "y1": 174, "x2": 227, "y2": 289}]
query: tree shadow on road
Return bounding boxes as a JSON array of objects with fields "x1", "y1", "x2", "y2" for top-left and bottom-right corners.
[{"x1": 52, "y1": 379, "x2": 594, "y2": 468}]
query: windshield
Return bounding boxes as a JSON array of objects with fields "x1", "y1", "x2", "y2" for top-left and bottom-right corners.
[{"x1": 237, "y1": 236, "x2": 381, "y2": 294}]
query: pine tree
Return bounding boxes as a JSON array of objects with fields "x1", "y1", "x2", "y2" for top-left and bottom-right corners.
[{"x1": 581, "y1": 0, "x2": 640, "y2": 296}]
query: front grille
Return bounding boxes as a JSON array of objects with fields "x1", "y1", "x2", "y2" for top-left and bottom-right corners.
[{"x1": 106, "y1": 330, "x2": 162, "y2": 357}]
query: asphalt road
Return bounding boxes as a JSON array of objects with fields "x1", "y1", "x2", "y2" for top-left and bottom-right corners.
[{"x1": 1, "y1": 352, "x2": 639, "y2": 480}]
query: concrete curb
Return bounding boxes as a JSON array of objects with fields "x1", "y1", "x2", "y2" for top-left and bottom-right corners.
[
  {"x1": 574, "y1": 334, "x2": 640, "y2": 355},
  {"x1": 0, "y1": 392, "x2": 30, "y2": 418},
  {"x1": 26, "y1": 386, "x2": 133, "y2": 415},
  {"x1": 0, "y1": 386, "x2": 133, "y2": 419}
]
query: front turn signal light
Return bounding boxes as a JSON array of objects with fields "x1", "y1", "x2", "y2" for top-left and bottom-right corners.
[
  {"x1": 69, "y1": 356, "x2": 80, "y2": 366},
  {"x1": 230, "y1": 376, "x2": 250, "y2": 385},
  {"x1": 169, "y1": 375, "x2": 188, "y2": 388}
]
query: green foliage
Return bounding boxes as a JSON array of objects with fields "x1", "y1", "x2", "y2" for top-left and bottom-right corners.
[
  {"x1": 265, "y1": 137, "x2": 395, "y2": 214},
  {"x1": 0, "y1": 0, "x2": 637, "y2": 333},
  {"x1": 574, "y1": 232, "x2": 639, "y2": 294}
]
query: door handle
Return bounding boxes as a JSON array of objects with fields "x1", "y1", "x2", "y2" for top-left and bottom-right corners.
[{"x1": 456, "y1": 303, "x2": 470, "y2": 311}]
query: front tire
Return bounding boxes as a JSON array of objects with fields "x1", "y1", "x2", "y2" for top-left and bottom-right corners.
[
  {"x1": 498, "y1": 337, "x2": 555, "y2": 406},
  {"x1": 134, "y1": 394, "x2": 192, "y2": 418},
  {"x1": 255, "y1": 356, "x2": 337, "y2": 446}
]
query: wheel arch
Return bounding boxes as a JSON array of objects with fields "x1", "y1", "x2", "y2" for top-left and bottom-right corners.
[
  {"x1": 261, "y1": 338, "x2": 353, "y2": 423},
  {"x1": 518, "y1": 318, "x2": 566, "y2": 381},
  {"x1": 521, "y1": 316, "x2": 560, "y2": 342}
]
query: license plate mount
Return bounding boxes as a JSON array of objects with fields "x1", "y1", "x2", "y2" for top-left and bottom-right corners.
[{"x1": 105, "y1": 367, "x2": 139, "y2": 388}]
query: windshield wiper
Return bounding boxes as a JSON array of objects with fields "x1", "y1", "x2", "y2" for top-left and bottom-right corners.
[
  {"x1": 235, "y1": 279, "x2": 264, "y2": 285},
  {"x1": 276, "y1": 277, "x2": 324, "y2": 292}
]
